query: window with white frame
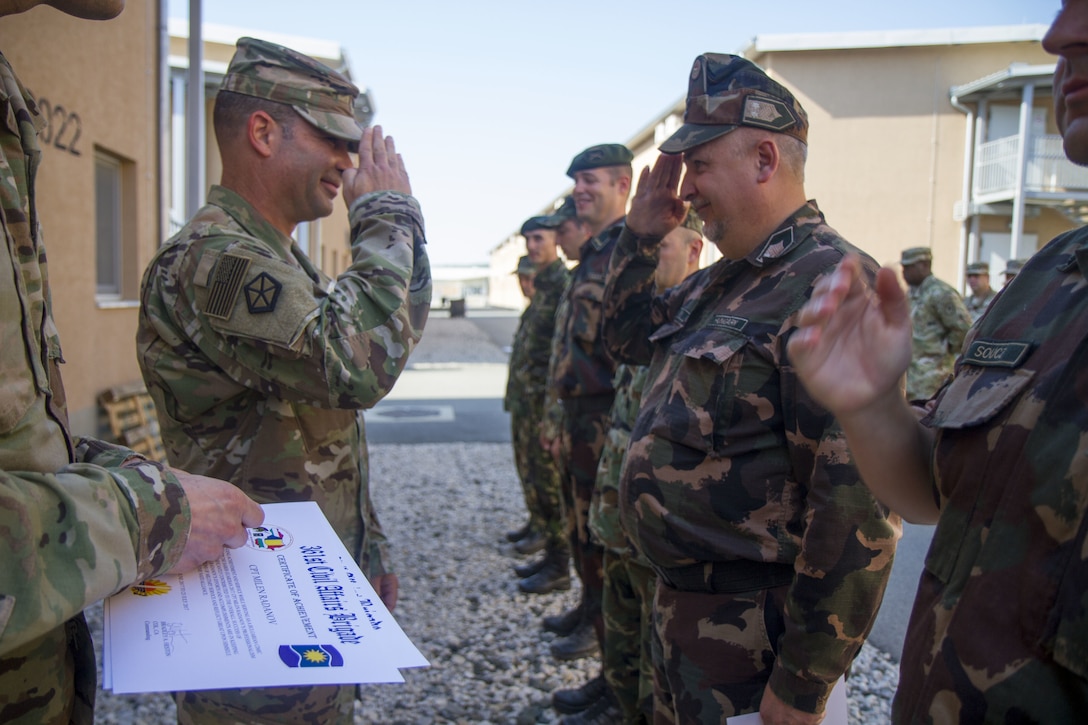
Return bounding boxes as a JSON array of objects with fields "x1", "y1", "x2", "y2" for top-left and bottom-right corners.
[{"x1": 95, "y1": 151, "x2": 123, "y2": 298}]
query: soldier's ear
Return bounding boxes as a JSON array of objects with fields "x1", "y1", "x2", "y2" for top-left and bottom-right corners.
[{"x1": 247, "y1": 111, "x2": 277, "y2": 158}]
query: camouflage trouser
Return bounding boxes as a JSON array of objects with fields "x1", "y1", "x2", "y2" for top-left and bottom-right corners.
[
  {"x1": 175, "y1": 684, "x2": 354, "y2": 724},
  {"x1": 512, "y1": 391, "x2": 565, "y2": 547},
  {"x1": 510, "y1": 395, "x2": 541, "y2": 531},
  {"x1": 602, "y1": 550, "x2": 656, "y2": 725},
  {"x1": 559, "y1": 396, "x2": 611, "y2": 647},
  {"x1": 0, "y1": 617, "x2": 95, "y2": 725},
  {"x1": 651, "y1": 579, "x2": 789, "y2": 724}
]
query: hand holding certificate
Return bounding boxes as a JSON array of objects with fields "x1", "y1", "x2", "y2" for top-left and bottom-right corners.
[{"x1": 103, "y1": 502, "x2": 428, "y2": 694}]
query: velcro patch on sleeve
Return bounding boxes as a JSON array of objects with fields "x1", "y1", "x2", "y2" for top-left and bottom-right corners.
[{"x1": 203, "y1": 253, "x2": 252, "y2": 320}]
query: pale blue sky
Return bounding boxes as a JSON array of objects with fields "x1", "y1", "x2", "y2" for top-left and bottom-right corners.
[{"x1": 172, "y1": 1, "x2": 1057, "y2": 266}]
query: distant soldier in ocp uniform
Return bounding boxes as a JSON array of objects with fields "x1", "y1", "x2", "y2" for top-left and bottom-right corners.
[
  {"x1": 137, "y1": 36, "x2": 430, "y2": 725},
  {"x1": 900, "y1": 246, "x2": 972, "y2": 400},
  {"x1": 963, "y1": 261, "x2": 996, "y2": 322},
  {"x1": 1004, "y1": 257, "x2": 1026, "y2": 284}
]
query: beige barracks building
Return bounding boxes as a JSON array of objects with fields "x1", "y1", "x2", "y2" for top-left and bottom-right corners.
[
  {"x1": 0, "y1": 5, "x2": 362, "y2": 436},
  {"x1": 492, "y1": 24, "x2": 1077, "y2": 309}
]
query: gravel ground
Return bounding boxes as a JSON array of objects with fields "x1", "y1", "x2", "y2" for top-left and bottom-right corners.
[{"x1": 87, "y1": 316, "x2": 900, "y2": 723}]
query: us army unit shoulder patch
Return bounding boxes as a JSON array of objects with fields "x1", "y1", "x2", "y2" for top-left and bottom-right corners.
[
  {"x1": 244, "y1": 272, "x2": 283, "y2": 314},
  {"x1": 204, "y1": 253, "x2": 252, "y2": 320}
]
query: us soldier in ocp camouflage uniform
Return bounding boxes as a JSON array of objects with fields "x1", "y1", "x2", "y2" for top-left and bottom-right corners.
[
  {"x1": 540, "y1": 145, "x2": 630, "y2": 671},
  {"x1": 788, "y1": 5, "x2": 1088, "y2": 718},
  {"x1": 901, "y1": 246, "x2": 972, "y2": 400},
  {"x1": 137, "y1": 37, "x2": 430, "y2": 725},
  {"x1": 507, "y1": 220, "x2": 575, "y2": 594},
  {"x1": 603, "y1": 54, "x2": 899, "y2": 724},
  {"x1": 1004, "y1": 256, "x2": 1026, "y2": 284},
  {"x1": 570, "y1": 219, "x2": 703, "y2": 725},
  {"x1": 963, "y1": 260, "x2": 996, "y2": 322},
  {"x1": 0, "y1": 3, "x2": 263, "y2": 723}
]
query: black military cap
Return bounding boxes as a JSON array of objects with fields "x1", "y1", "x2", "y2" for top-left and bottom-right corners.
[
  {"x1": 520, "y1": 215, "x2": 560, "y2": 235},
  {"x1": 659, "y1": 53, "x2": 808, "y2": 155},
  {"x1": 544, "y1": 196, "x2": 577, "y2": 226},
  {"x1": 565, "y1": 144, "x2": 634, "y2": 178}
]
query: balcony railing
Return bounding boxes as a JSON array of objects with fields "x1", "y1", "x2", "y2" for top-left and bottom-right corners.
[{"x1": 975, "y1": 134, "x2": 1088, "y2": 197}]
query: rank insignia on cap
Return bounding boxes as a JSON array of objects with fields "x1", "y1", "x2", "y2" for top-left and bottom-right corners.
[
  {"x1": 244, "y1": 272, "x2": 282, "y2": 314},
  {"x1": 204, "y1": 254, "x2": 252, "y2": 320},
  {"x1": 742, "y1": 97, "x2": 796, "y2": 132}
]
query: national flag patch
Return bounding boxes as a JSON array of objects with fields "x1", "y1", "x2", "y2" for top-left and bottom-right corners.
[{"x1": 204, "y1": 254, "x2": 251, "y2": 320}]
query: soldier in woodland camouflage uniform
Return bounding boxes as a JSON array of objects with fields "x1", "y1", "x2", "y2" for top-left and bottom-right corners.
[
  {"x1": 789, "y1": 6, "x2": 1088, "y2": 719},
  {"x1": 563, "y1": 220, "x2": 703, "y2": 725},
  {"x1": 901, "y1": 246, "x2": 972, "y2": 400},
  {"x1": 602, "y1": 54, "x2": 899, "y2": 724},
  {"x1": 0, "y1": 4, "x2": 263, "y2": 724},
  {"x1": 540, "y1": 145, "x2": 630, "y2": 668},
  {"x1": 504, "y1": 254, "x2": 540, "y2": 546},
  {"x1": 963, "y1": 261, "x2": 996, "y2": 322},
  {"x1": 506, "y1": 220, "x2": 575, "y2": 594},
  {"x1": 137, "y1": 37, "x2": 430, "y2": 725}
]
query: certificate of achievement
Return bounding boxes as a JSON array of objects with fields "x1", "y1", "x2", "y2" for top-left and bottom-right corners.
[{"x1": 103, "y1": 501, "x2": 428, "y2": 694}]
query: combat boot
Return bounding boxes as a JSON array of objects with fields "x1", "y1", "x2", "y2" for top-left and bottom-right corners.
[
  {"x1": 559, "y1": 689, "x2": 622, "y2": 724},
  {"x1": 514, "y1": 554, "x2": 548, "y2": 578},
  {"x1": 505, "y1": 521, "x2": 532, "y2": 542},
  {"x1": 514, "y1": 529, "x2": 546, "y2": 556},
  {"x1": 549, "y1": 618, "x2": 598, "y2": 661},
  {"x1": 552, "y1": 674, "x2": 608, "y2": 714},
  {"x1": 518, "y1": 547, "x2": 570, "y2": 594},
  {"x1": 542, "y1": 602, "x2": 583, "y2": 636}
]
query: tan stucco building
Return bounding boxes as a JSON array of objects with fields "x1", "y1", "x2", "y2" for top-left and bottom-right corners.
[
  {"x1": 0, "y1": 7, "x2": 363, "y2": 435},
  {"x1": 492, "y1": 23, "x2": 1077, "y2": 305}
]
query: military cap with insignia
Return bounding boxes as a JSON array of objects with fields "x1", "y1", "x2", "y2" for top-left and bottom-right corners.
[
  {"x1": 659, "y1": 53, "x2": 809, "y2": 154},
  {"x1": 965, "y1": 262, "x2": 989, "y2": 275},
  {"x1": 900, "y1": 247, "x2": 932, "y2": 266},
  {"x1": 221, "y1": 36, "x2": 367, "y2": 142},
  {"x1": 520, "y1": 215, "x2": 560, "y2": 235},
  {"x1": 514, "y1": 255, "x2": 537, "y2": 277},
  {"x1": 566, "y1": 144, "x2": 634, "y2": 178},
  {"x1": 545, "y1": 196, "x2": 578, "y2": 225}
]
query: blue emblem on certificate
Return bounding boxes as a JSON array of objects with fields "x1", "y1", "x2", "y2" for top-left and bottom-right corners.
[{"x1": 278, "y1": 644, "x2": 344, "y2": 668}]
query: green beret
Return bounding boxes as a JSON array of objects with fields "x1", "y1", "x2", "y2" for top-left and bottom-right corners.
[
  {"x1": 520, "y1": 215, "x2": 559, "y2": 235},
  {"x1": 965, "y1": 262, "x2": 989, "y2": 275},
  {"x1": 514, "y1": 255, "x2": 536, "y2": 276},
  {"x1": 566, "y1": 144, "x2": 633, "y2": 178},
  {"x1": 900, "y1": 247, "x2": 932, "y2": 266},
  {"x1": 660, "y1": 53, "x2": 808, "y2": 154},
  {"x1": 221, "y1": 37, "x2": 365, "y2": 142}
]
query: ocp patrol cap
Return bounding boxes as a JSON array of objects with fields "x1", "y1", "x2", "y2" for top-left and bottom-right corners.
[
  {"x1": 221, "y1": 37, "x2": 364, "y2": 142},
  {"x1": 659, "y1": 53, "x2": 808, "y2": 154},
  {"x1": 965, "y1": 262, "x2": 989, "y2": 275},
  {"x1": 566, "y1": 144, "x2": 634, "y2": 178},
  {"x1": 900, "y1": 247, "x2": 932, "y2": 266}
]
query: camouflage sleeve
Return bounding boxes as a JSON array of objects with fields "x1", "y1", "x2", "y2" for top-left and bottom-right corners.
[
  {"x1": 164, "y1": 191, "x2": 430, "y2": 410},
  {"x1": 768, "y1": 350, "x2": 900, "y2": 712},
  {"x1": 360, "y1": 479, "x2": 390, "y2": 578},
  {"x1": 602, "y1": 225, "x2": 661, "y2": 365},
  {"x1": 0, "y1": 443, "x2": 189, "y2": 655},
  {"x1": 933, "y1": 288, "x2": 973, "y2": 356},
  {"x1": 524, "y1": 286, "x2": 563, "y2": 391}
]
